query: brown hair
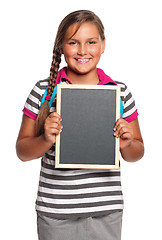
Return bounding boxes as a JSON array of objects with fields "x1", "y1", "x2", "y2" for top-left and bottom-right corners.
[{"x1": 36, "y1": 10, "x2": 105, "y2": 135}]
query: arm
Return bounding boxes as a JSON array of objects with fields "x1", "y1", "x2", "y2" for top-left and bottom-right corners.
[
  {"x1": 114, "y1": 118, "x2": 144, "y2": 162},
  {"x1": 16, "y1": 112, "x2": 62, "y2": 162}
]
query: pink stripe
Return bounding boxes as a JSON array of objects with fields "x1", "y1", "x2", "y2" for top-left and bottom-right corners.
[
  {"x1": 23, "y1": 107, "x2": 37, "y2": 120},
  {"x1": 124, "y1": 110, "x2": 138, "y2": 123}
]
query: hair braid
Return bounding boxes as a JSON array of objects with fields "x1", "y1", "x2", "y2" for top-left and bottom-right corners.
[
  {"x1": 35, "y1": 48, "x2": 61, "y2": 136},
  {"x1": 48, "y1": 48, "x2": 61, "y2": 97}
]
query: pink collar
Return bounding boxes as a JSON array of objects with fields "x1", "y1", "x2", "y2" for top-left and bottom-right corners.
[{"x1": 55, "y1": 67, "x2": 116, "y2": 85}]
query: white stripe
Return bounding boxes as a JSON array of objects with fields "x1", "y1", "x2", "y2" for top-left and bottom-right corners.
[
  {"x1": 61, "y1": 81, "x2": 69, "y2": 85},
  {"x1": 123, "y1": 105, "x2": 137, "y2": 118},
  {"x1": 117, "y1": 82, "x2": 125, "y2": 88},
  {"x1": 124, "y1": 88, "x2": 130, "y2": 97},
  {"x1": 39, "y1": 185, "x2": 122, "y2": 195},
  {"x1": 40, "y1": 81, "x2": 48, "y2": 87},
  {"x1": 40, "y1": 175, "x2": 121, "y2": 186},
  {"x1": 37, "y1": 195, "x2": 123, "y2": 205},
  {"x1": 42, "y1": 158, "x2": 55, "y2": 165},
  {"x1": 24, "y1": 102, "x2": 38, "y2": 115},
  {"x1": 33, "y1": 85, "x2": 43, "y2": 94},
  {"x1": 124, "y1": 97, "x2": 134, "y2": 109},
  {"x1": 41, "y1": 166, "x2": 120, "y2": 177},
  {"x1": 28, "y1": 93, "x2": 39, "y2": 104},
  {"x1": 36, "y1": 204, "x2": 123, "y2": 214},
  {"x1": 120, "y1": 92, "x2": 125, "y2": 97}
]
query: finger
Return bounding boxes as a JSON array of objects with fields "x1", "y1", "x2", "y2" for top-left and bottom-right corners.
[
  {"x1": 120, "y1": 132, "x2": 132, "y2": 141},
  {"x1": 113, "y1": 118, "x2": 124, "y2": 131},
  {"x1": 46, "y1": 126, "x2": 62, "y2": 138},
  {"x1": 46, "y1": 122, "x2": 63, "y2": 132},
  {"x1": 49, "y1": 112, "x2": 62, "y2": 120},
  {"x1": 46, "y1": 122, "x2": 59, "y2": 129},
  {"x1": 117, "y1": 127, "x2": 129, "y2": 138},
  {"x1": 47, "y1": 116, "x2": 62, "y2": 126},
  {"x1": 114, "y1": 119, "x2": 124, "y2": 137}
]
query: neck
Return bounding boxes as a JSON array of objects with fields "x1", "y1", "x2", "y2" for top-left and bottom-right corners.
[{"x1": 66, "y1": 67, "x2": 100, "y2": 85}]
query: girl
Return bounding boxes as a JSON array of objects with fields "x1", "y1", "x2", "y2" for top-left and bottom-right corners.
[{"x1": 16, "y1": 10, "x2": 144, "y2": 240}]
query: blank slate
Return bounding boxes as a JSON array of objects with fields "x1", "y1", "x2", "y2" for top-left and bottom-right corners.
[{"x1": 55, "y1": 84, "x2": 120, "y2": 169}]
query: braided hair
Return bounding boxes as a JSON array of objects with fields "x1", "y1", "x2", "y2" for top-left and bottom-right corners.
[{"x1": 36, "y1": 10, "x2": 105, "y2": 135}]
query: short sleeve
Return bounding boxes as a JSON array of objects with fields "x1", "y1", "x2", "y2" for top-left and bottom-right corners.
[
  {"x1": 23, "y1": 80, "x2": 47, "y2": 120},
  {"x1": 118, "y1": 82, "x2": 138, "y2": 122}
]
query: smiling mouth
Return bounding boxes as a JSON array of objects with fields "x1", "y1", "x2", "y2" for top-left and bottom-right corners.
[{"x1": 74, "y1": 58, "x2": 91, "y2": 63}]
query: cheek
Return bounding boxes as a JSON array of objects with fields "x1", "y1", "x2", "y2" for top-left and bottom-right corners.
[
  {"x1": 90, "y1": 46, "x2": 103, "y2": 56},
  {"x1": 63, "y1": 47, "x2": 77, "y2": 57}
]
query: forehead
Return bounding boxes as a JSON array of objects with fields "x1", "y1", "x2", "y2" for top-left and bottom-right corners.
[{"x1": 64, "y1": 22, "x2": 100, "y2": 40}]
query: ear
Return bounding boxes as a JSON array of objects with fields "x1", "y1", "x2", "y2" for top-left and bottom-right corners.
[{"x1": 101, "y1": 39, "x2": 106, "y2": 54}]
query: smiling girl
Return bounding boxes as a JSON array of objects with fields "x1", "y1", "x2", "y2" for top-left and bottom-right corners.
[{"x1": 16, "y1": 10, "x2": 144, "y2": 240}]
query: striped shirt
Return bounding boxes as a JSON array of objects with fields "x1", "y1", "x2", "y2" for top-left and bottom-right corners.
[{"x1": 23, "y1": 67, "x2": 138, "y2": 219}]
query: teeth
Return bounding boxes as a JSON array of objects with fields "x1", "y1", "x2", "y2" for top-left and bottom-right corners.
[{"x1": 76, "y1": 58, "x2": 90, "y2": 62}]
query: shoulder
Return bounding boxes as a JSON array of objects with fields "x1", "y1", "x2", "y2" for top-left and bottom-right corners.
[
  {"x1": 114, "y1": 80, "x2": 128, "y2": 93},
  {"x1": 36, "y1": 78, "x2": 49, "y2": 90},
  {"x1": 29, "y1": 78, "x2": 49, "y2": 100},
  {"x1": 23, "y1": 77, "x2": 49, "y2": 119},
  {"x1": 114, "y1": 80, "x2": 138, "y2": 122},
  {"x1": 114, "y1": 80, "x2": 133, "y2": 102}
]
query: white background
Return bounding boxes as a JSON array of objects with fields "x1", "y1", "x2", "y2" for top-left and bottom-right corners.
[{"x1": 1, "y1": 0, "x2": 162, "y2": 239}]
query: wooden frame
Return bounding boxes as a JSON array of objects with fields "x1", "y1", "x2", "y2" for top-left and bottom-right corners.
[{"x1": 55, "y1": 84, "x2": 120, "y2": 169}]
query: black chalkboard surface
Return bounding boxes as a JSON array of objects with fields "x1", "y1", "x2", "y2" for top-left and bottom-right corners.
[{"x1": 55, "y1": 84, "x2": 120, "y2": 169}]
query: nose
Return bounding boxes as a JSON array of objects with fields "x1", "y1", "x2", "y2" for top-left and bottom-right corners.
[{"x1": 77, "y1": 43, "x2": 87, "y2": 56}]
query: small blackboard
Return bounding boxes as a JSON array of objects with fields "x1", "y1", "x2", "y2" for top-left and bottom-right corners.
[{"x1": 55, "y1": 84, "x2": 120, "y2": 169}]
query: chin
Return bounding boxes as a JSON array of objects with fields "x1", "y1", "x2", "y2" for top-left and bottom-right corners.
[{"x1": 69, "y1": 66, "x2": 91, "y2": 75}]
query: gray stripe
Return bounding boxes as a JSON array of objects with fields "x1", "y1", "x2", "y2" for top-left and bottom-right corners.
[
  {"x1": 26, "y1": 98, "x2": 39, "y2": 110},
  {"x1": 38, "y1": 190, "x2": 122, "y2": 199},
  {"x1": 42, "y1": 161, "x2": 55, "y2": 169},
  {"x1": 39, "y1": 180, "x2": 121, "y2": 190},
  {"x1": 30, "y1": 89, "x2": 41, "y2": 99},
  {"x1": 49, "y1": 145, "x2": 55, "y2": 151},
  {"x1": 44, "y1": 153, "x2": 54, "y2": 161},
  {"x1": 124, "y1": 92, "x2": 132, "y2": 103},
  {"x1": 36, "y1": 199, "x2": 123, "y2": 209},
  {"x1": 42, "y1": 161, "x2": 111, "y2": 170},
  {"x1": 36, "y1": 209, "x2": 123, "y2": 219},
  {"x1": 114, "y1": 81, "x2": 126, "y2": 91},
  {"x1": 40, "y1": 170, "x2": 120, "y2": 181},
  {"x1": 124, "y1": 101, "x2": 135, "y2": 113},
  {"x1": 120, "y1": 96, "x2": 124, "y2": 101}
]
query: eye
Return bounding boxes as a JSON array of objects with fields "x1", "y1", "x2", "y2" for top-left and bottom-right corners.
[
  {"x1": 88, "y1": 41, "x2": 96, "y2": 44},
  {"x1": 68, "y1": 41, "x2": 77, "y2": 45}
]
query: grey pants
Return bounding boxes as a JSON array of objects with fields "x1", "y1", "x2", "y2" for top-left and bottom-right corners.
[{"x1": 37, "y1": 211, "x2": 123, "y2": 240}]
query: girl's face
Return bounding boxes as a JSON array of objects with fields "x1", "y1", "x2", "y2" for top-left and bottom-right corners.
[{"x1": 62, "y1": 22, "x2": 105, "y2": 76}]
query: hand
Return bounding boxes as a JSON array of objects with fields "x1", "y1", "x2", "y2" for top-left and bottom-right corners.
[
  {"x1": 44, "y1": 112, "x2": 63, "y2": 144},
  {"x1": 113, "y1": 119, "x2": 134, "y2": 150}
]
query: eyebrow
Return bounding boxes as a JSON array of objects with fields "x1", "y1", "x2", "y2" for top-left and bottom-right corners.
[{"x1": 67, "y1": 37, "x2": 100, "y2": 41}]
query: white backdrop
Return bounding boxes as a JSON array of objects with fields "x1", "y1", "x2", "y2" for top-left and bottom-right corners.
[{"x1": 1, "y1": 0, "x2": 162, "y2": 239}]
